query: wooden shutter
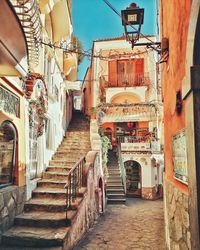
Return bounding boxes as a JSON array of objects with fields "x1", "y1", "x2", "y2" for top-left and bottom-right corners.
[
  {"x1": 135, "y1": 58, "x2": 144, "y2": 75},
  {"x1": 108, "y1": 60, "x2": 117, "y2": 86},
  {"x1": 135, "y1": 58, "x2": 144, "y2": 86}
]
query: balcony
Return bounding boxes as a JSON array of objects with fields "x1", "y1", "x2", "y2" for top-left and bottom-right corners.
[
  {"x1": 117, "y1": 135, "x2": 161, "y2": 153},
  {"x1": 100, "y1": 73, "x2": 150, "y2": 88}
]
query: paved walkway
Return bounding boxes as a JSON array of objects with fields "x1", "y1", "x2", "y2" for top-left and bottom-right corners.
[{"x1": 73, "y1": 198, "x2": 165, "y2": 250}]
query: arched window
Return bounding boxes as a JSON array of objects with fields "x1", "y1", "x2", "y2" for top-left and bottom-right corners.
[{"x1": 0, "y1": 120, "x2": 17, "y2": 187}]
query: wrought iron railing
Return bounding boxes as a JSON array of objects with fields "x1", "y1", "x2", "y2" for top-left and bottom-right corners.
[
  {"x1": 117, "y1": 135, "x2": 151, "y2": 144},
  {"x1": 65, "y1": 156, "x2": 86, "y2": 219},
  {"x1": 117, "y1": 145, "x2": 126, "y2": 192},
  {"x1": 100, "y1": 73, "x2": 150, "y2": 88},
  {"x1": 9, "y1": 0, "x2": 42, "y2": 66}
]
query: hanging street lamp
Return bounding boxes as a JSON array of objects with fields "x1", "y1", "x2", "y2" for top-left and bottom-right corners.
[{"x1": 121, "y1": 2, "x2": 168, "y2": 56}]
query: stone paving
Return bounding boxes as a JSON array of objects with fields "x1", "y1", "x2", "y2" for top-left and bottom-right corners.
[{"x1": 73, "y1": 198, "x2": 165, "y2": 250}]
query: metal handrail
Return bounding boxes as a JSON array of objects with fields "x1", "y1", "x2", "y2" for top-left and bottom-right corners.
[
  {"x1": 64, "y1": 156, "x2": 86, "y2": 219},
  {"x1": 117, "y1": 145, "x2": 126, "y2": 193}
]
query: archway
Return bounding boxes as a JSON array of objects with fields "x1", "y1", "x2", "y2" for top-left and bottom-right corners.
[
  {"x1": 0, "y1": 120, "x2": 17, "y2": 187},
  {"x1": 124, "y1": 160, "x2": 141, "y2": 197}
]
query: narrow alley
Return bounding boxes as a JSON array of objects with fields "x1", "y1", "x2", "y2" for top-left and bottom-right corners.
[{"x1": 74, "y1": 199, "x2": 165, "y2": 250}]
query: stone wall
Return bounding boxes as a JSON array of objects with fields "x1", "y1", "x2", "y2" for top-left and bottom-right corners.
[
  {"x1": 0, "y1": 186, "x2": 26, "y2": 241},
  {"x1": 164, "y1": 178, "x2": 191, "y2": 250},
  {"x1": 64, "y1": 151, "x2": 105, "y2": 249},
  {"x1": 142, "y1": 187, "x2": 157, "y2": 200}
]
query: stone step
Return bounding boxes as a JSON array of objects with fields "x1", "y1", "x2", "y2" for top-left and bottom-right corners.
[
  {"x1": 107, "y1": 182, "x2": 123, "y2": 186},
  {"x1": 46, "y1": 166, "x2": 71, "y2": 173},
  {"x1": 32, "y1": 187, "x2": 66, "y2": 199},
  {"x1": 1, "y1": 226, "x2": 69, "y2": 247},
  {"x1": 106, "y1": 185, "x2": 124, "y2": 189},
  {"x1": 37, "y1": 179, "x2": 66, "y2": 189},
  {"x1": 14, "y1": 210, "x2": 76, "y2": 228},
  {"x1": 106, "y1": 188, "x2": 124, "y2": 193},
  {"x1": 107, "y1": 198, "x2": 126, "y2": 204},
  {"x1": 24, "y1": 197, "x2": 82, "y2": 213},
  {"x1": 107, "y1": 193, "x2": 126, "y2": 199},
  {"x1": 49, "y1": 160, "x2": 76, "y2": 167},
  {"x1": 32, "y1": 187, "x2": 86, "y2": 200},
  {"x1": 52, "y1": 155, "x2": 81, "y2": 161},
  {"x1": 108, "y1": 178, "x2": 122, "y2": 182},
  {"x1": 43, "y1": 172, "x2": 69, "y2": 180}
]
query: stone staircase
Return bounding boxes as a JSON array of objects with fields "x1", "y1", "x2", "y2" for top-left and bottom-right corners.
[
  {"x1": 106, "y1": 151, "x2": 126, "y2": 204},
  {"x1": 0, "y1": 112, "x2": 91, "y2": 249}
]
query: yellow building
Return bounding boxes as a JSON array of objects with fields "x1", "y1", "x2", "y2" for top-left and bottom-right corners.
[{"x1": 0, "y1": 0, "x2": 78, "y2": 237}]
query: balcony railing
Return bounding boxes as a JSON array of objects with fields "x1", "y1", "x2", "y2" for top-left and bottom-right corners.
[
  {"x1": 10, "y1": 0, "x2": 42, "y2": 66},
  {"x1": 100, "y1": 73, "x2": 150, "y2": 88},
  {"x1": 117, "y1": 135, "x2": 161, "y2": 152}
]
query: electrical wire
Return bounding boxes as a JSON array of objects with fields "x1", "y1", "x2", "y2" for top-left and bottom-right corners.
[{"x1": 40, "y1": 40, "x2": 148, "y2": 61}]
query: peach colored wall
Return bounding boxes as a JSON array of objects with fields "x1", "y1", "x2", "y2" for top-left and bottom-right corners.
[
  {"x1": 82, "y1": 68, "x2": 92, "y2": 116},
  {"x1": 161, "y1": 0, "x2": 192, "y2": 193}
]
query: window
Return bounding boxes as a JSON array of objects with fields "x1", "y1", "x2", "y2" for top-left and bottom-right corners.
[{"x1": 108, "y1": 58, "x2": 144, "y2": 87}]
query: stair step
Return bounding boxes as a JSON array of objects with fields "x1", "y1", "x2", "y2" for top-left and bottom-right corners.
[
  {"x1": 107, "y1": 198, "x2": 126, "y2": 204},
  {"x1": 14, "y1": 210, "x2": 76, "y2": 228},
  {"x1": 1, "y1": 226, "x2": 69, "y2": 247},
  {"x1": 46, "y1": 166, "x2": 71, "y2": 173},
  {"x1": 106, "y1": 188, "x2": 124, "y2": 192},
  {"x1": 37, "y1": 179, "x2": 66, "y2": 188},
  {"x1": 43, "y1": 172, "x2": 69, "y2": 180},
  {"x1": 24, "y1": 197, "x2": 82, "y2": 212},
  {"x1": 32, "y1": 187, "x2": 66, "y2": 199}
]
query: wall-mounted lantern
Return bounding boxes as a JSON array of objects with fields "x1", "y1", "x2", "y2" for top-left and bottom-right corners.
[
  {"x1": 121, "y1": 2, "x2": 167, "y2": 55},
  {"x1": 121, "y1": 3, "x2": 144, "y2": 48}
]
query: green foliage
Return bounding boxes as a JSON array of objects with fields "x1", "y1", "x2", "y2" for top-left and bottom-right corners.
[
  {"x1": 72, "y1": 35, "x2": 84, "y2": 65},
  {"x1": 99, "y1": 128, "x2": 112, "y2": 180}
]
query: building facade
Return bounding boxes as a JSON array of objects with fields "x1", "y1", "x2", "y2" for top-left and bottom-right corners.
[
  {"x1": 82, "y1": 36, "x2": 164, "y2": 200},
  {"x1": 160, "y1": 0, "x2": 200, "y2": 249},
  {"x1": 0, "y1": 0, "x2": 78, "y2": 237}
]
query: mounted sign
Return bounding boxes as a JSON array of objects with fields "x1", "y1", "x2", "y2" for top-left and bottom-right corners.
[
  {"x1": 0, "y1": 85, "x2": 20, "y2": 117},
  {"x1": 172, "y1": 130, "x2": 188, "y2": 184},
  {"x1": 121, "y1": 142, "x2": 151, "y2": 152}
]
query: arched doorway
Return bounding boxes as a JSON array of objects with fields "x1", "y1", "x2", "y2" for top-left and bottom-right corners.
[
  {"x1": 124, "y1": 160, "x2": 141, "y2": 197},
  {"x1": 0, "y1": 120, "x2": 17, "y2": 187}
]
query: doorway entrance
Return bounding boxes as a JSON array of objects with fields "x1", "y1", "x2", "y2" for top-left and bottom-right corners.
[
  {"x1": 0, "y1": 120, "x2": 17, "y2": 187},
  {"x1": 124, "y1": 160, "x2": 141, "y2": 197}
]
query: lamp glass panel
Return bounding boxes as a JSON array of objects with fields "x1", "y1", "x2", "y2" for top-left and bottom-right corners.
[{"x1": 128, "y1": 14, "x2": 137, "y2": 22}]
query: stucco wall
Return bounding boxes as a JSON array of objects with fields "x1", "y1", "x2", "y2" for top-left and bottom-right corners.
[{"x1": 161, "y1": 0, "x2": 192, "y2": 191}]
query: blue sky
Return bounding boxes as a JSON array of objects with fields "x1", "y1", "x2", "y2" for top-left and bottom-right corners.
[{"x1": 72, "y1": 0, "x2": 157, "y2": 80}]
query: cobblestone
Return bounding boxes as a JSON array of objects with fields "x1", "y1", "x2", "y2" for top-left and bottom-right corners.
[{"x1": 74, "y1": 198, "x2": 165, "y2": 250}]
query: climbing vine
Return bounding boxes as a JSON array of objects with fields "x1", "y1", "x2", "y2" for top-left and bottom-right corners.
[{"x1": 99, "y1": 128, "x2": 112, "y2": 180}]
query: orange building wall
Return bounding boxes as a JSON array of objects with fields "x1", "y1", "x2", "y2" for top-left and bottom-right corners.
[
  {"x1": 161, "y1": 0, "x2": 192, "y2": 193},
  {"x1": 81, "y1": 67, "x2": 92, "y2": 116}
]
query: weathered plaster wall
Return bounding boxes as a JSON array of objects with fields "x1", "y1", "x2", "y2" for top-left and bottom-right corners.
[{"x1": 0, "y1": 186, "x2": 26, "y2": 242}]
